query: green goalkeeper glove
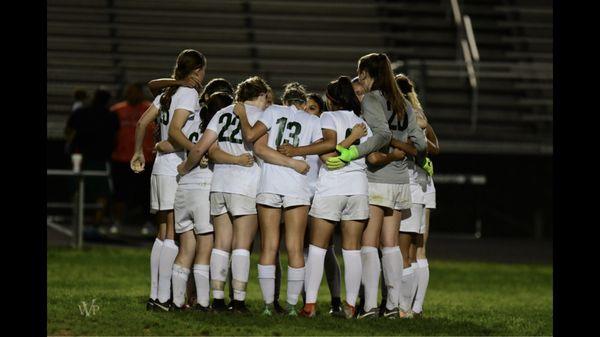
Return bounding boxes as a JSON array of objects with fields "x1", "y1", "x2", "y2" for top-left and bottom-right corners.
[
  {"x1": 421, "y1": 157, "x2": 434, "y2": 176},
  {"x1": 325, "y1": 145, "x2": 359, "y2": 170}
]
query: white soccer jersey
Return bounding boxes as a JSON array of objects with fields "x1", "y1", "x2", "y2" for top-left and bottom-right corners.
[
  {"x1": 151, "y1": 87, "x2": 200, "y2": 176},
  {"x1": 257, "y1": 105, "x2": 323, "y2": 199},
  {"x1": 313, "y1": 110, "x2": 373, "y2": 197},
  {"x1": 206, "y1": 103, "x2": 263, "y2": 198},
  {"x1": 178, "y1": 111, "x2": 213, "y2": 190}
]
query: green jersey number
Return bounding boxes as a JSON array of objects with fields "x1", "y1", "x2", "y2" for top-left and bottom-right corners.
[
  {"x1": 185, "y1": 131, "x2": 199, "y2": 156},
  {"x1": 217, "y1": 113, "x2": 243, "y2": 144},
  {"x1": 188, "y1": 132, "x2": 199, "y2": 143},
  {"x1": 160, "y1": 109, "x2": 169, "y2": 126},
  {"x1": 275, "y1": 117, "x2": 302, "y2": 147}
]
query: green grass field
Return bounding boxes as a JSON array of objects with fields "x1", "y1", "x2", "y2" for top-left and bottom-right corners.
[{"x1": 47, "y1": 246, "x2": 552, "y2": 336}]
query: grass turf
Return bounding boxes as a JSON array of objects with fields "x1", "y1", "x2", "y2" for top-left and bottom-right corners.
[{"x1": 47, "y1": 246, "x2": 552, "y2": 336}]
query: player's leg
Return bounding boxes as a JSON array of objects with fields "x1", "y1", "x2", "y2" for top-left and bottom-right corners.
[
  {"x1": 358, "y1": 204, "x2": 384, "y2": 317},
  {"x1": 412, "y1": 208, "x2": 431, "y2": 317},
  {"x1": 190, "y1": 189, "x2": 214, "y2": 311},
  {"x1": 379, "y1": 209, "x2": 403, "y2": 318},
  {"x1": 193, "y1": 232, "x2": 214, "y2": 311},
  {"x1": 339, "y1": 218, "x2": 366, "y2": 319},
  {"x1": 171, "y1": 230, "x2": 196, "y2": 310},
  {"x1": 256, "y1": 202, "x2": 282, "y2": 315},
  {"x1": 301, "y1": 216, "x2": 335, "y2": 317},
  {"x1": 229, "y1": 192, "x2": 259, "y2": 313},
  {"x1": 209, "y1": 191, "x2": 234, "y2": 311},
  {"x1": 148, "y1": 210, "x2": 165, "y2": 310},
  {"x1": 170, "y1": 189, "x2": 200, "y2": 310},
  {"x1": 283, "y1": 204, "x2": 309, "y2": 315},
  {"x1": 156, "y1": 209, "x2": 178, "y2": 310}
]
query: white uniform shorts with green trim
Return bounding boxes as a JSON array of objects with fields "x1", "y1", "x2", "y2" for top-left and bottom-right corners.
[
  {"x1": 368, "y1": 182, "x2": 412, "y2": 211},
  {"x1": 400, "y1": 203, "x2": 426, "y2": 234},
  {"x1": 210, "y1": 192, "x2": 257, "y2": 216},
  {"x1": 256, "y1": 193, "x2": 311, "y2": 208},
  {"x1": 309, "y1": 194, "x2": 369, "y2": 222},
  {"x1": 174, "y1": 188, "x2": 213, "y2": 235},
  {"x1": 150, "y1": 174, "x2": 178, "y2": 213}
]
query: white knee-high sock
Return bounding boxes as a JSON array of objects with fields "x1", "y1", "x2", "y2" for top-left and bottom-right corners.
[
  {"x1": 324, "y1": 245, "x2": 341, "y2": 299},
  {"x1": 210, "y1": 249, "x2": 230, "y2": 299},
  {"x1": 360, "y1": 246, "x2": 380, "y2": 311},
  {"x1": 412, "y1": 259, "x2": 430, "y2": 314},
  {"x1": 193, "y1": 264, "x2": 210, "y2": 307},
  {"x1": 231, "y1": 249, "x2": 250, "y2": 301},
  {"x1": 157, "y1": 239, "x2": 179, "y2": 303},
  {"x1": 258, "y1": 264, "x2": 276, "y2": 304},
  {"x1": 150, "y1": 238, "x2": 163, "y2": 300},
  {"x1": 400, "y1": 265, "x2": 416, "y2": 312},
  {"x1": 304, "y1": 245, "x2": 327, "y2": 303},
  {"x1": 342, "y1": 249, "x2": 362, "y2": 307},
  {"x1": 172, "y1": 264, "x2": 190, "y2": 307},
  {"x1": 381, "y1": 246, "x2": 403, "y2": 310},
  {"x1": 287, "y1": 266, "x2": 305, "y2": 306},
  {"x1": 410, "y1": 262, "x2": 419, "y2": 306}
]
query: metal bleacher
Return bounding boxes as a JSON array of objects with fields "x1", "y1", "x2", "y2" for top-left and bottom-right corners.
[{"x1": 47, "y1": 0, "x2": 552, "y2": 155}]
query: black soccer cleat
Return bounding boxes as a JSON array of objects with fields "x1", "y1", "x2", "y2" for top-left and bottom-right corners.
[
  {"x1": 356, "y1": 307, "x2": 379, "y2": 319},
  {"x1": 329, "y1": 297, "x2": 342, "y2": 315},
  {"x1": 211, "y1": 298, "x2": 228, "y2": 312},
  {"x1": 193, "y1": 303, "x2": 210, "y2": 312},
  {"x1": 378, "y1": 298, "x2": 387, "y2": 316},
  {"x1": 146, "y1": 298, "x2": 156, "y2": 311},
  {"x1": 153, "y1": 300, "x2": 172, "y2": 312},
  {"x1": 229, "y1": 300, "x2": 250, "y2": 314},
  {"x1": 382, "y1": 307, "x2": 399, "y2": 319}
]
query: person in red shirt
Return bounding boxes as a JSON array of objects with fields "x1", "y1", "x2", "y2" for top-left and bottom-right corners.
[{"x1": 110, "y1": 83, "x2": 156, "y2": 234}]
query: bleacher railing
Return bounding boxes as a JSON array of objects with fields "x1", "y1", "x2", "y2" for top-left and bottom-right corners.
[{"x1": 450, "y1": 0, "x2": 480, "y2": 132}]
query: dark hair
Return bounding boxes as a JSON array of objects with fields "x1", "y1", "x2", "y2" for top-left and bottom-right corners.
[
  {"x1": 306, "y1": 93, "x2": 325, "y2": 113},
  {"x1": 200, "y1": 78, "x2": 233, "y2": 104},
  {"x1": 160, "y1": 49, "x2": 206, "y2": 113},
  {"x1": 202, "y1": 92, "x2": 233, "y2": 133},
  {"x1": 325, "y1": 76, "x2": 361, "y2": 117},
  {"x1": 234, "y1": 76, "x2": 271, "y2": 102},
  {"x1": 91, "y1": 89, "x2": 112, "y2": 108},
  {"x1": 281, "y1": 82, "x2": 307, "y2": 105},
  {"x1": 358, "y1": 53, "x2": 406, "y2": 119}
]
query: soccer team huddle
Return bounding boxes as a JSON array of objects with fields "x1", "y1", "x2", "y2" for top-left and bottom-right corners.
[{"x1": 130, "y1": 49, "x2": 439, "y2": 320}]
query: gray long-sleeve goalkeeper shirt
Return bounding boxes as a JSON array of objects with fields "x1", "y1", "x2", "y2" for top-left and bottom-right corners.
[{"x1": 357, "y1": 90, "x2": 427, "y2": 185}]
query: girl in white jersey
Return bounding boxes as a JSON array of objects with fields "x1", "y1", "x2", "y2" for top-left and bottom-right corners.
[
  {"x1": 395, "y1": 74, "x2": 439, "y2": 318},
  {"x1": 298, "y1": 76, "x2": 373, "y2": 319},
  {"x1": 287, "y1": 92, "x2": 345, "y2": 314},
  {"x1": 234, "y1": 83, "x2": 323, "y2": 316},
  {"x1": 130, "y1": 49, "x2": 206, "y2": 311},
  {"x1": 155, "y1": 92, "x2": 255, "y2": 312}
]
